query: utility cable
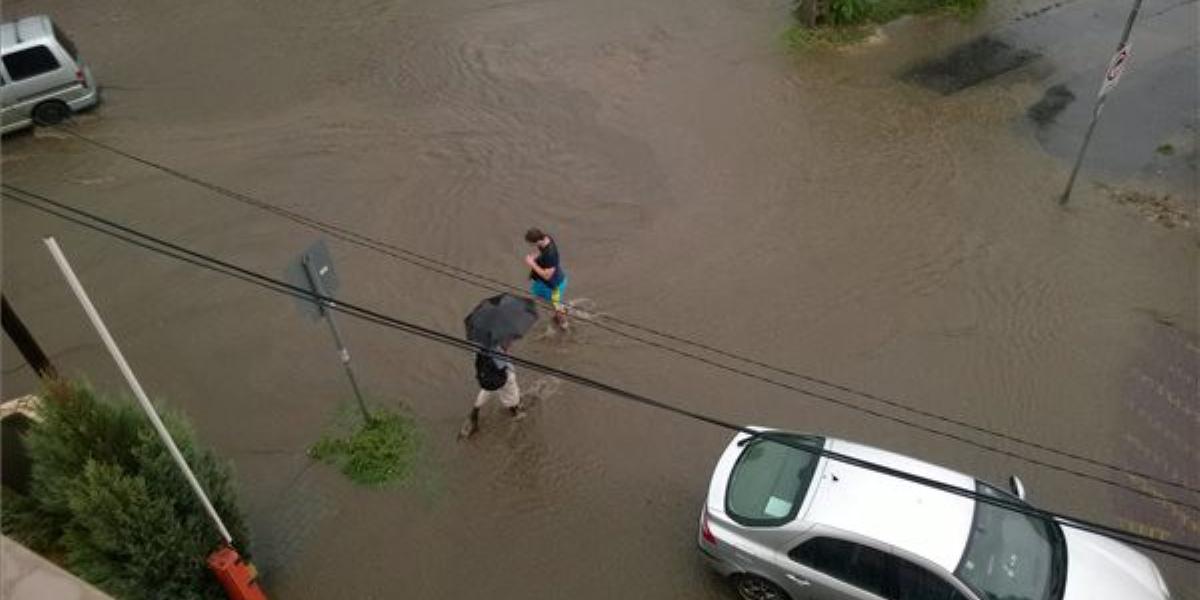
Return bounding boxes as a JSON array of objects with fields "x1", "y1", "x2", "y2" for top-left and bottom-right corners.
[
  {"x1": 4, "y1": 185, "x2": 1199, "y2": 565},
  {"x1": 40, "y1": 127, "x2": 1200, "y2": 497}
]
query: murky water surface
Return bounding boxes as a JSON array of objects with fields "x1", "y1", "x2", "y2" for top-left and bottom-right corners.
[{"x1": 2, "y1": 0, "x2": 1196, "y2": 597}]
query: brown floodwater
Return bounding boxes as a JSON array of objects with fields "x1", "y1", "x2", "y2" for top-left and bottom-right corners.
[{"x1": 2, "y1": 0, "x2": 1196, "y2": 598}]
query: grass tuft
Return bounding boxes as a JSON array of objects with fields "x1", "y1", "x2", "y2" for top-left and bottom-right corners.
[{"x1": 310, "y1": 410, "x2": 420, "y2": 486}]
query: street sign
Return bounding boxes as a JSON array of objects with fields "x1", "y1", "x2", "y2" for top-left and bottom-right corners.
[
  {"x1": 284, "y1": 239, "x2": 339, "y2": 321},
  {"x1": 1098, "y1": 44, "x2": 1131, "y2": 98},
  {"x1": 287, "y1": 239, "x2": 371, "y2": 422}
]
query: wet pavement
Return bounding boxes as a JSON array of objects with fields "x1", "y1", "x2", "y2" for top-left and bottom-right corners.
[
  {"x1": 1005, "y1": 0, "x2": 1198, "y2": 193},
  {"x1": 2, "y1": 0, "x2": 1197, "y2": 598},
  {"x1": 904, "y1": 36, "x2": 1039, "y2": 94}
]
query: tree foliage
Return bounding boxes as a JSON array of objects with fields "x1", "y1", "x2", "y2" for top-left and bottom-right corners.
[
  {"x1": 2, "y1": 381, "x2": 249, "y2": 600},
  {"x1": 810, "y1": 0, "x2": 986, "y2": 27}
]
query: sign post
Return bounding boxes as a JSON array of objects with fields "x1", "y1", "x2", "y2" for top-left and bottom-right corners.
[
  {"x1": 1059, "y1": 0, "x2": 1143, "y2": 206},
  {"x1": 293, "y1": 241, "x2": 372, "y2": 424}
]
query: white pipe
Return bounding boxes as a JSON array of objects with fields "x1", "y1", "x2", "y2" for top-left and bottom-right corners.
[{"x1": 43, "y1": 236, "x2": 233, "y2": 546}]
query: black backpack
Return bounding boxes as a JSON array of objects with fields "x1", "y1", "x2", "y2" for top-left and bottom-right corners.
[{"x1": 475, "y1": 352, "x2": 508, "y2": 391}]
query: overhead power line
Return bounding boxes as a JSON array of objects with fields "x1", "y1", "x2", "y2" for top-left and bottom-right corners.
[
  {"x1": 4, "y1": 185, "x2": 1199, "y2": 566},
  {"x1": 41, "y1": 125, "x2": 1200, "y2": 499}
]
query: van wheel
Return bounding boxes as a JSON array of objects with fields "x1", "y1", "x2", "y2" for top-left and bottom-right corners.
[
  {"x1": 732, "y1": 574, "x2": 791, "y2": 600},
  {"x1": 32, "y1": 101, "x2": 70, "y2": 126}
]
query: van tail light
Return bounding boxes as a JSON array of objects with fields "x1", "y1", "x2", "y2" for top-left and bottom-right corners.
[
  {"x1": 75, "y1": 69, "x2": 87, "y2": 87},
  {"x1": 701, "y1": 512, "x2": 718, "y2": 546}
]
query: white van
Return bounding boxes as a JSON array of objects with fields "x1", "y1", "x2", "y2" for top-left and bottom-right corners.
[{"x1": 0, "y1": 15, "x2": 98, "y2": 134}]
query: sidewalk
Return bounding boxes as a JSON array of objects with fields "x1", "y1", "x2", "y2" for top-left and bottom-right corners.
[
  {"x1": 1, "y1": 536, "x2": 112, "y2": 600},
  {"x1": 1010, "y1": 0, "x2": 1198, "y2": 191}
]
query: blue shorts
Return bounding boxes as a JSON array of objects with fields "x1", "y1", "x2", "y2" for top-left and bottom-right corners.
[{"x1": 531, "y1": 276, "x2": 567, "y2": 308}]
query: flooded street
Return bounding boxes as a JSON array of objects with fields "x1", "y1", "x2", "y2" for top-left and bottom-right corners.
[{"x1": 2, "y1": 0, "x2": 1197, "y2": 598}]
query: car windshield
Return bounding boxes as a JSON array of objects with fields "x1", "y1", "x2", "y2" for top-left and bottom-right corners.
[
  {"x1": 954, "y1": 483, "x2": 1067, "y2": 600},
  {"x1": 725, "y1": 433, "x2": 823, "y2": 526}
]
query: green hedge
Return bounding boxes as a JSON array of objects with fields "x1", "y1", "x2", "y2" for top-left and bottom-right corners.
[
  {"x1": 827, "y1": 0, "x2": 985, "y2": 25},
  {"x1": 2, "y1": 382, "x2": 249, "y2": 600},
  {"x1": 789, "y1": 0, "x2": 985, "y2": 47}
]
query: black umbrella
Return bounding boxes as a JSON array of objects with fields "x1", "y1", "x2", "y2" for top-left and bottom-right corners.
[{"x1": 464, "y1": 293, "x2": 539, "y2": 349}]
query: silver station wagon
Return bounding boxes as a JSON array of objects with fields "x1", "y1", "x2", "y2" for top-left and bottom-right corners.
[
  {"x1": 1, "y1": 15, "x2": 98, "y2": 134},
  {"x1": 699, "y1": 430, "x2": 1172, "y2": 600}
]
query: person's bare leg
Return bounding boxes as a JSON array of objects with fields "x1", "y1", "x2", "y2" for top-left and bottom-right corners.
[
  {"x1": 458, "y1": 391, "x2": 487, "y2": 440},
  {"x1": 457, "y1": 407, "x2": 480, "y2": 440},
  {"x1": 553, "y1": 305, "x2": 569, "y2": 331},
  {"x1": 503, "y1": 371, "x2": 525, "y2": 420}
]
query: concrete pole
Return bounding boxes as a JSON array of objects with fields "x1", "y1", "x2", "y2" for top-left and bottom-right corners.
[{"x1": 43, "y1": 237, "x2": 233, "y2": 546}]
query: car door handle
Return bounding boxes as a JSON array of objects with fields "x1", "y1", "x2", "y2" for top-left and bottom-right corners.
[{"x1": 785, "y1": 574, "x2": 811, "y2": 587}]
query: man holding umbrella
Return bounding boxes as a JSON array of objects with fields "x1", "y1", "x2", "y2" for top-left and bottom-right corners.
[
  {"x1": 460, "y1": 293, "x2": 539, "y2": 439},
  {"x1": 459, "y1": 342, "x2": 522, "y2": 439}
]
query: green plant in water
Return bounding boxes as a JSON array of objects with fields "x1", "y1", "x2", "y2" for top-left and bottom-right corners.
[
  {"x1": 310, "y1": 410, "x2": 419, "y2": 486},
  {"x1": 829, "y1": 0, "x2": 872, "y2": 25}
]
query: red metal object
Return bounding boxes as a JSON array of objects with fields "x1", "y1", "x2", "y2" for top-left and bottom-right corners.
[{"x1": 207, "y1": 545, "x2": 269, "y2": 600}]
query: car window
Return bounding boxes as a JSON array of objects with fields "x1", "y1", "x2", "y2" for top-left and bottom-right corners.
[
  {"x1": 894, "y1": 556, "x2": 969, "y2": 600},
  {"x1": 725, "y1": 433, "x2": 823, "y2": 526},
  {"x1": 51, "y1": 24, "x2": 79, "y2": 60},
  {"x1": 953, "y1": 483, "x2": 1064, "y2": 600},
  {"x1": 790, "y1": 537, "x2": 890, "y2": 597},
  {"x1": 3, "y1": 46, "x2": 61, "y2": 81}
]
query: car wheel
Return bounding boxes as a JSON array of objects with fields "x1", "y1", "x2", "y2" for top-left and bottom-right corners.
[
  {"x1": 32, "y1": 101, "x2": 70, "y2": 126},
  {"x1": 732, "y1": 574, "x2": 791, "y2": 600}
]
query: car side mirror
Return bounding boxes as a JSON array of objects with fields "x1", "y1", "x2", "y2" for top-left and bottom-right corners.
[{"x1": 1008, "y1": 475, "x2": 1027, "y2": 501}]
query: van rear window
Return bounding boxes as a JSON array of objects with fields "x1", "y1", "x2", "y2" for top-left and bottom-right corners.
[
  {"x1": 3, "y1": 46, "x2": 60, "y2": 81},
  {"x1": 726, "y1": 433, "x2": 824, "y2": 526},
  {"x1": 52, "y1": 24, "x2": 79, "y2": 60}
]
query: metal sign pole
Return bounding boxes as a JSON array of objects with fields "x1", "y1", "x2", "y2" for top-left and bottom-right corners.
[
  {"x1": 301, "y1": 254, "x2": 372, "y2": 424},
  {"x1": 43, "y1": 237, "x2": 233, "y2": 546},
  {"x1": 1059, "y1": 0, "x2": 1144, "y2": 205}
]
